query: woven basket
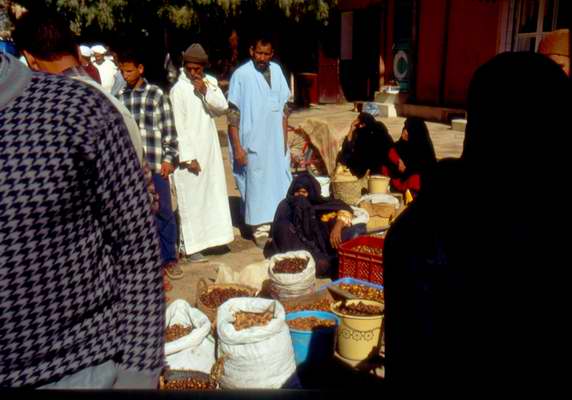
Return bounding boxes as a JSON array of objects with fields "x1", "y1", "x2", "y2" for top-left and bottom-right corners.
[
  {"x1": 331, "y1": 175, "x2": 368, "y2": 206},
  {"x1": 196, "y1": 278, "x2": 257, "y2": 325}
]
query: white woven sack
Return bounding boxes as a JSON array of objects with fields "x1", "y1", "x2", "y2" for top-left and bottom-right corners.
[
  {"x1": 164, "y1": 299, "x2": 215, "y2": 373},
  {"x1": 268, "y1": 250, "x2": 316, "y2": 299},
  {"x1": 216, "y1": 298, "x2": 296, "y2": 389}
]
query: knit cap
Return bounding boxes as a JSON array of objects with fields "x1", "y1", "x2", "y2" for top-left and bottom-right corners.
[{"x1": 183, "y1": 43, "x2": 208, "y2": 64}]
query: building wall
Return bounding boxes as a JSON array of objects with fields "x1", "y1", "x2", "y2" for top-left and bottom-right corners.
[
  {"x1": 415, "y1": 0, "x2": 448, "y2": 105},
  {"x1": 444, "y1": 0, "x2": 503, "y2": 106},
  {"x1": 415, "y1": 0, "x2": 504, "y2": 107}
]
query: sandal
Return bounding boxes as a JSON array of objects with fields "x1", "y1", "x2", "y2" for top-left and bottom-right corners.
[{"x1": 165, "y1": 262, "x2": 184, "y2": 280}]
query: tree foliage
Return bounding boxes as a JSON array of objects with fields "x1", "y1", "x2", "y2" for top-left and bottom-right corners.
[{"x1": 12, "y1": 0, "x2": 338, "y2": 33}]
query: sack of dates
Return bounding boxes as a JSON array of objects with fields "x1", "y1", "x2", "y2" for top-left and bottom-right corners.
[
  {"x1": 165, "y1": 299, "x2": 215, "y2": 374},
  {"x1": 268, "y1": 250, "x2": 316, "y2": 299},
  {"x1": 216, "y1": 298, "x2": 296, "y2": 388}
]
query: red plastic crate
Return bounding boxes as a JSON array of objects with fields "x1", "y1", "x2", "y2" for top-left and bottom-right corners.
[{"x1": 337, "y1": 236, "x2": 384, "y2": 285}]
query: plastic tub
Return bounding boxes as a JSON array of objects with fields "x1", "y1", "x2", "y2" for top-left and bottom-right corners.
[
  {"x1": 331, "y1": 299, "x2": 384, "y2": 361},
  {"x1": 368, "y1": 175, "x2": 390, "y2": 194},
  {"x1": 285, "y1": 310, "x2": 339, "y2": 366}
]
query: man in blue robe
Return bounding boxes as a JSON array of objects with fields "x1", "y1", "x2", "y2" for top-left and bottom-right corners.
[{"x1": 227, "y1": 35, "x2": 292, "y2": 247}]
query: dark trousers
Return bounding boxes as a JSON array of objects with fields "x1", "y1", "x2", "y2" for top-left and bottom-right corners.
[{"x1": 152, "y1": 173, "x2": 177, "y2": 266}]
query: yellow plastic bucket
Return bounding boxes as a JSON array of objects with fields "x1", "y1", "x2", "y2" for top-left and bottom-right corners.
[
  {"x1": 368, "y1": 175, "x2": 390, "y2": 194},
  {"x1": 331, "y1": 299, "x2": 384, "y2": 361}
]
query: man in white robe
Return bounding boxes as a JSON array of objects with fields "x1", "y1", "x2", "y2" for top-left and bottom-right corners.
[
  {"x1": 91, "y1": 44, "x2": 117, "y2": 93},
  {"x1": 170, "y1": 43, "x2": 234, "y2": 261},
  {"x1": 227, "y1": 35, "x2": 292, "y2": 248}
]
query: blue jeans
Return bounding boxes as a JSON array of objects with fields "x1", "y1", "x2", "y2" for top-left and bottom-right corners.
[{"x1": 152, "y1": 173, "x2": 177, "y2": 266}]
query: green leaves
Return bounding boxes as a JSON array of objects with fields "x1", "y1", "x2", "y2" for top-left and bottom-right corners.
[{"x1": 12, "y1": 0, "x2": 337, "y2": 33}]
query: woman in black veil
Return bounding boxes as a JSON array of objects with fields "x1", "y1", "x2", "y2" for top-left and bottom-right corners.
[{"x1": 264, "y1": 172, "x2": 366, "y2": 277}]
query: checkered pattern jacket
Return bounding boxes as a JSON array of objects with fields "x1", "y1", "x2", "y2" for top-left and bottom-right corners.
[
  {"x1": 0, "y1": 72, "x2": 164, "y2": 387},
  {"x1": 118, "y1": 79, "x2": 178, "y2": 174}
]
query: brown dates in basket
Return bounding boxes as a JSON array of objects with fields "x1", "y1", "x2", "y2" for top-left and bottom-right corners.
[
  {"x1": 162, "y1": 376, "x2": 216, "y2": 390},
  {"x1": 353, "y1": 244, "x2": 383, "y2": 256},
  {"x1": 335, "y1": 301, "x2": 383, "y2": 316},
  {"x1": 200, "y1": 287, "x2": 252, "y2": 308},
  {"x1": 287, "y1": 316, "x2": 336, "y2": 331},
  {"x1": 273, "y1": 257, "x2": 308, "y2": 274},
  {"x1": 339, "y1": 284, "x2": 384, "y2": 303},
  {"x1": 283, "y1": 298, "x2": 333, "y2": 313},
  {"x1": 165, "y1": 324, "x2": 193, "y2": 342}
]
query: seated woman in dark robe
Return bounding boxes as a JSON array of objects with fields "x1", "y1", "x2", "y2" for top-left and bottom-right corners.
[
  {"x1": 338, "y1": 112, "x2": 394, "y2": 178},
  {"x1": 381, "y1": 117, "x2": 436, "y2": 196},
  {"x1": 263, "y1": 172, "x2": 367, "y2": 277}
]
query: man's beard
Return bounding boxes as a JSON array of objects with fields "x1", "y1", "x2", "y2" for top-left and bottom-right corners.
[{"x1": 254, "y1": 61, "x2": 269, "y2": 72}]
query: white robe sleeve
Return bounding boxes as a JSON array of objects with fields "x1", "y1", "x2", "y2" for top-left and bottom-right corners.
[
  {"x1": 170, "y1": 84, "x2": 196, "y2": 162},
  {"x1": 204, "y1": 76, "x2": 228, "y2": 116}
]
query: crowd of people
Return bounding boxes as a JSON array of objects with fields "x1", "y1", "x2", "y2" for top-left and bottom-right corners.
[{"x1": 0, "y1": 4, "x2": 570, "y2": 391}]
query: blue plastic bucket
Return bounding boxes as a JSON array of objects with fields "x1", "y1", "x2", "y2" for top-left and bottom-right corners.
[{"x1": 285, "y1": 310, "x2": 339, "y2": 366}]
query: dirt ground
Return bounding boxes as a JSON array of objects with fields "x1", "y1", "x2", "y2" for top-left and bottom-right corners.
[{"x1": 167, "y1": 102, "x2": 465, "y2": 306}]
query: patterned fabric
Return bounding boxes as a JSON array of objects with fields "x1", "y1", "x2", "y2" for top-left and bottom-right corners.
[
  {"x1": 0, "y1": 72, "x2": 164, "y2": 387},
  {"x1": 63, "y1": 66, "x2": 160, "y2": 213},
  {"x1": 118, "y1": 79, "x2": 178, "y2": 173}
]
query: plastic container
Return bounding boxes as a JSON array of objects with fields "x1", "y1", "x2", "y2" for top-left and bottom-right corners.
[
  {"x1": 367, "y1": 175, "x2": 390, "y2": 194},
  {"x1": 331, "y1": 299, "x2": 384, "y2": 361},
  {"x1": 315, "y1": 176, "x2": 331, "y2": 198},
  {"x1": 285, "y1": 310, "x2": 339, "y2": 366},
  {"x1": 337, "y1": 236, "x2": 384, "y2": 285}
]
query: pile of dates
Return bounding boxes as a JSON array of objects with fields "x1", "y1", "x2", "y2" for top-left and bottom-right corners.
[
  {"x1": 233, "y1": 309, "x2": 274, "y2": 331},
  {"x1": 162, "y1": 375, "x2": 216, "y2": 390},
  {"x1": 283, "y1": 298, "x2": 333, "y2": 313},
  {"x1": 287, "y1": 316, "x2": 336, "y2": 331},
  {"x1": 200, "y1": 287, "x2": 252, "y2": 308},
  {"x1": 335, "y1": 301, "x2": 383, "y2": 316},
  {"x1": 273, "y1": 257, "x2": 308, "y2": 274},
  {"x1": 353, "y1": 244, "x2": 383, "y2": 256},
  {"x1": 165, "y1": 324, "x2": 193, "y2": 342},
  {"x1": 339, "y1": 284, "x2": 384, "y2": 303}
]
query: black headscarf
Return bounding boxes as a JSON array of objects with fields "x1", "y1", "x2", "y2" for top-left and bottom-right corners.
[
  {"x1": 393, "y1": 117, "x2": 436, "y2": 177},
  {"x1": 339, "y1": 112, "x2": 394, "y2": 178}
]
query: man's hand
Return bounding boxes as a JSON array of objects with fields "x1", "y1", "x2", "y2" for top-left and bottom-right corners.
[
  {"x1": 397, "y1": 158, "x2": 406, "y2": 173},
  {"x1": 234, "y1": 146, "x2": 248, "y2": 168},
  {"x1": 348, "y1": 118, "x2": 360, "y2": 141},
  {"x1": 160, "y1": 161, "x2": 174, "y2": 179},
  {"x1": 192, "y1": 78, "x2": 207, "y2": 95},
  {"x1": 188, "y1": 159, "x2": 201, "y2": 175},
  {"x1": 329, "y1": 219, "x2": 345, "y2": 249}
]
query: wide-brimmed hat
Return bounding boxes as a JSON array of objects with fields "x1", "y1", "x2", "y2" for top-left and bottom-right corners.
[{"x1": 183, "y1": 43, "x2": 208, "y2": 65}]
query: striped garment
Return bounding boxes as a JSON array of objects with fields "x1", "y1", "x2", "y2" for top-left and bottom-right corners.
[
  {"x1": 118, "y1": 79, "x2": 178, "y2": 174},
  {"x1": 0, "y1": 54, "x2": 164, "y2": 387}
]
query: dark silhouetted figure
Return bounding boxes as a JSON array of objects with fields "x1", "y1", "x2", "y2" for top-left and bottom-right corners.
[{"x1": 383, "y1": 52, "x2": 571, "y2": 391}]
